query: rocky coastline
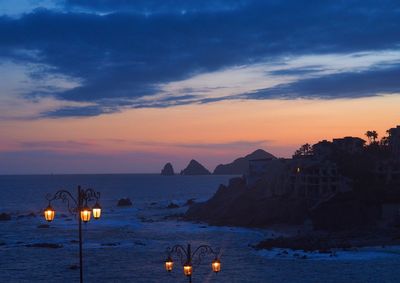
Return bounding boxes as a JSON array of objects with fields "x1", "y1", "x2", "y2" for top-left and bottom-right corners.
[
  {"x1": 254, "y1": 228, "x2": 400, "y2": 252},
  {"x1": 184, "y1": 174, "x2": 400, "y2": 252}
]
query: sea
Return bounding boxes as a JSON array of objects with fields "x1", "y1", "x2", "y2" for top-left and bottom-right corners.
[{"x1": 1, "y1": 174, "x2": 400, "y2": 283}]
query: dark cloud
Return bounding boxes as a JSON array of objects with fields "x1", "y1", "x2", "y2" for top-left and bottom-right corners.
[
  {"x1": 247, "y1": 64, "x2": 400, "y2": 99},
  {"x1": 269, "y1": 66, "x2": 324, "y2": 76},
  {"x1": 0, "y1": 0, "x2": 400, "y2": 117},
  {"x1": 64, "y1": 0, "x2": 249, "y2": 14},
  {"x1": 19, "y1": 140, "x2": 94, "y2": 149},
  {"x1": 43, "y1": 105, "x2": 118, "y2": 118}
]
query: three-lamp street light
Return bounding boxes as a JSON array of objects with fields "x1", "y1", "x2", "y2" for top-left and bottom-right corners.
[
  {"x1": 165, "y1": 243, "x2": 221, "y2": 282},
  {"x1": 43, "y1": 186, "x2": 102, "y2": 283}
]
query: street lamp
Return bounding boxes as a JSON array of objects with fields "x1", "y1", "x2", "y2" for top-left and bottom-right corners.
[
  {"x1": 212, "y1": 258, "x2": 221, "y2": 273},
  {"x1": 165, "y1": 243, "x2": 221, "y2": 283},
  {"x1": 44, "y1": 204, "x2": 55, "y2": 222},
  {"x1": 92, "y1": 202, "x2": 102, "y2": 219},
  {"x1": 43, "y1": 186, "x2": 101, "y2": 283},
  {"x1": 165, "y1": 256, "x2": 174, "y2": 272}
]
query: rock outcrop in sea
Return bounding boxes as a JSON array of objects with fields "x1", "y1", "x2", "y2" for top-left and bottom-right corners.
[
  {"x1": 161, "y1": 162, "x2": 175, "y2": 175},
  {"x1": 180, "y1": 160, "x2": 211, "y2": 175},
  {"x1": 213, "y1": 149, "x2": 276, "y2": 175},
  {"x1": 0, "y1": 213, "x2": 11, "y2": 221},
  {"x1": 117, "y1": 198, "x2": 133, "y2": 207}
]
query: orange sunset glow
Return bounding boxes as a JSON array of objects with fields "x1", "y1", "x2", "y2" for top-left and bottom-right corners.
[{"x1": 1, "y1": 95, "x2": 399, "y2": 174}]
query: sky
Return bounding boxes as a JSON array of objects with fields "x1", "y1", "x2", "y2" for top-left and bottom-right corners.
[{"x1": 0, "y1": 0, "x2": 400, "y2": 174}]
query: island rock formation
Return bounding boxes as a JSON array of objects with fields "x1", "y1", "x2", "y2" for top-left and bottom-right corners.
[
  {"x1": 213, "y1": 149, "x2": 276, "y2": 175},
  {"x1": 161, "y1": 162, "x2": 175, "y2": 175},
  {"x1": 180, "y1": 160, "x2": 211, "y2": 175}
]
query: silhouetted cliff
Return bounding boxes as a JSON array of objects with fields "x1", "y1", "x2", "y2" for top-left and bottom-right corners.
[
  {"x1": 180, "y1": 160, "x2": 210, "y2": 175},
  {"x1": 213, "y1": 149, "x2": 276, "y2": 175},
  {"x1": 161, "y1": 163, "x2": 175, "y2": 175},
  {"x1": 185, "y1": 177, "x2": 308, "y2": 227}
]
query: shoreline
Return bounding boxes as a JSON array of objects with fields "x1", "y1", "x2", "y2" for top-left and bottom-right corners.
[{"x1": 253, "y1": 227, "x2": 400, "y2": 252}]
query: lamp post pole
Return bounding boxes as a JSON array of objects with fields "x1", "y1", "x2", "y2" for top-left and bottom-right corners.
[
  {"x1": 187, "y1": 244, "x2": 192, "y2": 283},
  {"x1": 165, "y1": 243, "x2": 221, "y2": 283},
  {"x1": 78, "y1": 186, "x2": 83, "y2": 283},
  {"x1": 44, "y1": 185, "x2": 102, "y2": 283}
]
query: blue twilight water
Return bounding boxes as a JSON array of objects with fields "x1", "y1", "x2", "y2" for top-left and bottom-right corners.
[{"x1": 1, "y1": 174, "x2": 400, "y2": 283}]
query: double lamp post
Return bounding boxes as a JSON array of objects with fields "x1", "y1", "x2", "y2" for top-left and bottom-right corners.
[
  {"x1": 43, "y1": 186, "x2": 102, "y2": 283},
  {"x1": 165, "y1": 243, "x2": 221, "y2": 283}
]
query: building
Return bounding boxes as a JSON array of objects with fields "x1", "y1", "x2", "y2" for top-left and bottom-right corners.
[
  {"x1": 312, "y1": 140, "x2": 333, "y2": 158},
  {"x1": 245, "y1": 158, "x2": 283, "y2": 187},
  {"x1": 245, "y1": 157, "x2": 351, "y2": 203},
  {"x1": 332, "y1": 136, "x2": 366, "y2": 154},
  {"x1": 285, "y1": 159, "x2": 351, "y2": 203},
  {"x1": 388, "y1": 125, "x2": 400, "y2": 159},
  {"x1": 374, "y1": 160, "x2": 400, "y2": 185}
]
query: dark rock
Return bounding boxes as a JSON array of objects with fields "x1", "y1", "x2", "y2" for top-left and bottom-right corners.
[
  {"x1": 0, "y1": 213, "x2": 11, "y2": 221},
  {"x1": 163, "y1": 213, "x2": 184, "y2": 220},
  {"x1": 134, "y1": 241, "x2": 146, "y2": 246},
  {"x1": 69, "y1": 265, "x2": 79, "y2": 270},
  {"x1": 37, "y1": 224, "x2": 50, "y2": 229},
  {"x1": 213, "y1": 149, "x2": 276, "y2": 175},
  {"x1": 101, "y1": 242, "x2": 120, "y2": 247},
  {"x1": 180, "y1": 160, "x2": 210, "y2": 175},
  {"x1": 138, "y1": 216, "x2": 154, "y2": 223},
  {"x1": 254, "y1": 232, "x2": 357, "y2": 252},
  {"x1": 184, "y1": 198, "x2": 196, "y2": 206},
  {"x1": 18, "y1": 212, "x2": 36, "y2": 219},
  {"x1": 150, "y1": 202, "x2": 158, "y2": 206},
  {"x1": 167, "y1": 202, "x2": 179, "y2": 209},
  {"x1": 117, "y1": 198, "x2": 133, "y2": 207},
  {"x1": 26, "y1": 243, "x2": 63, "y2": 249},
  {"x1": 161, "y1": 163, "x2": 175, "y2": 175},
  {"x1": 0, "y1": 242, "x2": 6, "y2": 246}
]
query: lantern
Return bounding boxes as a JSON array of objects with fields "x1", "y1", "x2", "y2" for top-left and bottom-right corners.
[
  {"x1": 80, "y1": 206, "x2": 91, "y2": 222},
  {"x1": 165, "y1": 256, "x2": 174, "y2": 272},
  {"x1": 44, "y1": 205, "x2": 55, "y2": 222},
  {"x1": 183, "y1": 262, "x2": 192, "y2": 277},
  {"x1": 92, "y1": 202, "x2": 102, "y2": 219},
  {"x1": 212, "y1": 258, "x2": 221, "y2": 273}
]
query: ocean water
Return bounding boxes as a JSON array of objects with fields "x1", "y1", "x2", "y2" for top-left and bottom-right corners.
[{"x1": 1, "y1": 174, "x2": 400, "y2": 283}]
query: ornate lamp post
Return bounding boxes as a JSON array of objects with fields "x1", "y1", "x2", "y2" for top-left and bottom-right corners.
[
  {"x1": 43, "y1": 186, "x2": 102, "y2": 283},
  {"x1": 165, "y1": 243, "x2": 221, "y2": 283}
]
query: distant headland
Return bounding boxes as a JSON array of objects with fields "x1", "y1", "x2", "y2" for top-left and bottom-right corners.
[
  {"x1": 184, "y1": 124, "x2": 400, "y2": 251},
  {"x1": 161, "y1": 149, "x2": 275, "y2": 176}
]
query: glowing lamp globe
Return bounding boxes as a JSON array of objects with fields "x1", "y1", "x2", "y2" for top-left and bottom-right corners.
[
  {"x1": 80, "y1": 206, "x2": 91, "y2": 222},
  {"x1": 92, "y1": 202, "x2": 102, "y2": 219},
  {"x1": 165, "y1": 256, "x2": 174, "y2": 272},
  {"x1": 212, "y1": 259, "x2": 221, "y2": 273},
  {"x1": 44, "y1": 205, "x2": 55, "y2": 222},
  {"x1": 183, "y1": 263, "x2": 192, "y2": 277}
]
